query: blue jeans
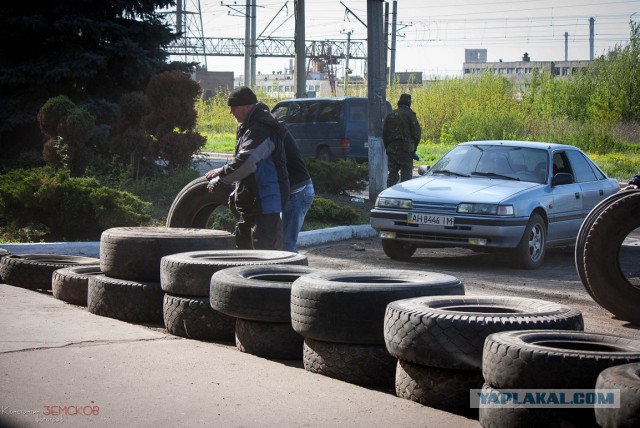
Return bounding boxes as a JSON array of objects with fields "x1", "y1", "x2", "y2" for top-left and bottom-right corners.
[{"x1": 282, "y1": 183, "x2": 315, "y2": 252}]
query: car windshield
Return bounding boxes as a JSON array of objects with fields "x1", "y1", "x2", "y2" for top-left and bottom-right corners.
[{"x1": 428, "y1": 144, "x2": 549, "y2": 184}]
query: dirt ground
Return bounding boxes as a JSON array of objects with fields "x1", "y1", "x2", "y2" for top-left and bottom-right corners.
[{"x1": 298, "y1": 236, "x2": 640, "y2": 339}]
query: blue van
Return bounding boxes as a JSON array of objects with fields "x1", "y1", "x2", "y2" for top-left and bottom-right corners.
[{"x1": 271, "y1": 97, "x2": 391, "y2": 162}]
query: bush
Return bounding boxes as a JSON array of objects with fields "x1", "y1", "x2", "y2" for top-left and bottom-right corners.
[
  {"x1": 305, "y1": 158, "x2": 368, "y2": 194},
  {"x1": 305, "y1": 196, "x2": 360, "y2": 225},
  {"x1": 0, "y1": 167, "x2": 151, "y2": 241}
]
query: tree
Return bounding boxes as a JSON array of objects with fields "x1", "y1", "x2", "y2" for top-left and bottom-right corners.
[
  {"x1": 0, "y1": 0, "x2": 183, "y2": 161},
  {"x1": 142, "y1": 70, "x2": 206, "y2": 171}
]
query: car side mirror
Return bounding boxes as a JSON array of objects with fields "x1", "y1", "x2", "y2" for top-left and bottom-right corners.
[
  {"x1": 418, "y1": 165, "x2": 430, "y2": 176},
  {"x1": 552, "y1": 172, "x2": 574, "y2": 186}
]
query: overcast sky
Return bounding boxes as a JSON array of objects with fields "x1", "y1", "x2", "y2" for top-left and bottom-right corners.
[{"x1": 187, "y1": 0, "x2": 639, "y2": 78}]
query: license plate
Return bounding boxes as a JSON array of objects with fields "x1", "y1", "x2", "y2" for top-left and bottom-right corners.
[{"x1": 407, "y1": 213, "x2": 455, "y2": 226}]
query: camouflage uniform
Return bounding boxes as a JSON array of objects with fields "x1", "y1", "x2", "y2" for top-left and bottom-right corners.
[{"x1": 382, "y1": 94, "x2": 422, "y2": 187}]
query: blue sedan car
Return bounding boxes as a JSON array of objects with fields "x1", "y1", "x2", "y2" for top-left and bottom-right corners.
[{"x1": 370, "y1": 140, "x2": 620, "y2": 269}]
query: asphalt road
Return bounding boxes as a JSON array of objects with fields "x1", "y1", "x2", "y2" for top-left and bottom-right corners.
[{"x1": 298, "y1": 236, "x2": 640, "y2": 339}]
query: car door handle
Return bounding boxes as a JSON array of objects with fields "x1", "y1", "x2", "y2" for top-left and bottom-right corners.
[
  {"x1": 599, "y1": 189, "x2": 604, "y2": 195},
  {"x1": 575, "y1": 192, "x2": 581, "y2": 199}
]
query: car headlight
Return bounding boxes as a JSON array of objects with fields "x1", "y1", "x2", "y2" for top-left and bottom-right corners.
[
  {"x1": 376, "y1": 197, "x2": 412, "y2": 210},
  {"x1": 457, "y1": 203, "x2": 514, "y2": 216}
]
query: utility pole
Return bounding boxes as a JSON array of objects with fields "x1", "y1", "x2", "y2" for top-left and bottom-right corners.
[
  {"x1": 564, "y1": 32, "x2": 568, "y2": 61},
  {"x1": 384, "y1": 2, "x2": 389, "y2": 83},
  {"x1": 389, "y1": 1, "x2": 397, "y2": 87},
  {"x1": 342, "y1": 30, "x2": 353, "y2": 96},
  {"x1": 589, "y1": 17, "x2": 595, "y2": 60},
  {"x1": 294, "y1": 0, "x2": 306, "y2": 98},
  {"x1": 244, "y1": 1, "x2": 251, "y2": 86},
  {"x1": 367, "y1": 0, "x2": 387, "y2": 200},
  {"x1": 250, "y1": 0, "x2": 257, "y2": 87}
]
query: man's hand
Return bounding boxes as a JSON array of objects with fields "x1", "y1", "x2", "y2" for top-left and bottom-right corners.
[
  {"x1": 207, "y1": 177, "x2": 222, "y2": 193},
  {"x1": 205, "y1": 168, "x2": 222, "y2": 180},
  {"x1": 622, "y1": 184, "x2": 639, "y2": 191}
]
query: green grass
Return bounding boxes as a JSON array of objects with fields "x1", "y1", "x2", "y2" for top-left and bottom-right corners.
[{"x1": 202, "y1": 133, "x2": 235, "y2": 153}]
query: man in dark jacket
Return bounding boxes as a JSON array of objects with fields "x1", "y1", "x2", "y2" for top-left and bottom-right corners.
[
  {"x1": 205, "y1": 87, "x2": 289, "y2": 250},
  {"x1": 382, "y1": 93, "x2": 422, "y2": 187},
  {"x1": 622, "y1": 171, "x2": 640, "y2": 190}
]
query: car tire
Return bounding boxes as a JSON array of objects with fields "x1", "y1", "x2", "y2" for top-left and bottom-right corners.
[
  {"x1": 163, "y1": 294, "x2": 235, "y2": 342},
  {"x1": 303, "y1": 338, "x2": 396, "y2": 387},
  {"x1": 384, "y1": 296, "x2": 584, "y2": 370},
  {"x1": 100, "y1": 227, "x2": 234, "y2": 282},
  {"x1": 513, "y1": 212, "x2": 546, "y2": 269},
  {"x1": 87, "y1": 275, "x2": 164, "y2": 324},
  {"x1": 381, "y1": 239, "x2": 416, "y2": 260},
  {"x1": 582, "y1": 191, "x2": 640, "y2": 324},
  {"x1": 52, "y1": 264, "x2": 102, "y2": 306},
  {"x1": 0, "y1": 254, "x2": 99, "y2": 291},
  {"x1": 166, "y1": 176, "x2": 234, "y2": 228},
  {"x1": 395, "y1": 359, "x2": 483, "y2": 416},
  {"x1": 161, "y1": 250, "x2": 307, "y2": 297},
  {"x1": 594, "y1": 362, "x2": 640, "y2": 428},
  {"x1": 290, "y1": 269, "x2": 464, "y2": 344},
  {"x1": 235, "y1": 318, "x2": 304, "y2": 360},
  {"x1": 316, "y1": 147, "x2": 332, "y2": 162},
  {"x1": 483, "y1": 330, "x2": 640, "y2": 390},
  {"x1": 210, "y1": 265, "x2": 318, "y2": 322},
  {"x1": 575, "y1": 189, "x2": 637, "y2": 304}
]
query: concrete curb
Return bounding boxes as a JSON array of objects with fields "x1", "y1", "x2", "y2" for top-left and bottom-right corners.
[{"x1": 0, "y1": 225, "x2": 378, "y2": 257}]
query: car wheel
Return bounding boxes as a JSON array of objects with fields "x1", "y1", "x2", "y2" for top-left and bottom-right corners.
[
  {"x1": 316, "y1": 147, "x2": 332, "y2": 162},
  {"x1": 513, "y1": 213, "x2": 546, "y2": 269},
  {"x1": 381, "y1": 239, "x2": 416, "y2": 260}
]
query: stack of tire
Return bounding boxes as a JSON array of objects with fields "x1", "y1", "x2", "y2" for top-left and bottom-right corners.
[
  {"x1": 210, "y1": 264, "x2": 320, "y2": 359},
  {"x1": 0, "y1": 253, "x2": 99, "y2": 293},
  {"x1": 290, "y1": 269, "x2": 465, "y2": 387},
  {"x1": 161, "y1": 250, "x2": 307, "y2": 343},
  {"x1": 576, "y1": 189, "x2": 640, "y2": 324},
  {"x1": 88, "y1": 227, "x2": 234, "y2": 325},
  {"x1": 383, "y1": 296, "x2": 584, "y2": 416},
  {"x1": 480, "y1": 330, "x2": 640, "y2": 427}
]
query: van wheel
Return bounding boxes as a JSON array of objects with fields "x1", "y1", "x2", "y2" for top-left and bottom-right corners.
[{"x1": 316, "y1": 147, "x2": 332, "y2": 162}]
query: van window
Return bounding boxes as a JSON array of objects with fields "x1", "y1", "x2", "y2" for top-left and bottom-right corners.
[
  {"x1": 288, "y1": 102, "x2": 317, "y2": 123},
  {"x1": 317, "y1": 101, "x2": 342, "y2": 122}
]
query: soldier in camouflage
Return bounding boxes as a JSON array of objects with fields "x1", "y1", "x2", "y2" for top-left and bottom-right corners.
[{"x1": 382, "y1": 93, "x2": 422, "y2": 187}]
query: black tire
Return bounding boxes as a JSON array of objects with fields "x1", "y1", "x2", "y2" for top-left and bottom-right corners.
[
  {"x1": 575, "y1": 189, "x2": 637, "y2": 304},
  {"x1": 0, "y1": 254, "x2": 99, "y2": 291},
  {"x1": 0, "y1": 248, "x2": 9, "y2": 283},
  {"x1": 478, "y1": 383, "x2": 594, "y2": 428},
  {"x1": 483, "y1": 330, "x2": 640, "y2": 390},
  {"x1": 162, "y1": 250, "x2": 308, "y2": 297},
  {"x1": 52, "y1": 265, "x2": 102, "y2": 306},
  {"x1": 384, "y1": 295, "x2": 584, "y2": 370},
  {"x1": 303, "y1": 338, "x2": 396, "y2": 387},
  {"x1": 583, "y1": 191, "x2": 640, "y2": 324},
  {"x1": 595, "y1": 362, "x2": 640, "y2": 428},
  {"x1": 235, "y1": 318, "x2": 304, "y2": 360},
  {"x1": 381, "y1": 239, "x2": 416, "y2": 260},
  {"x1": 316, "y1": 146, "x2": 332, "y2": 162},
  {"x1": 100, "y1": 227, "x2": 234, "y2": 282},
  {"x1": 291, "y1": 269, "x2": 464, "y2": 344},
  {"x1": 395, "y1": 359, "x2": 483, "y2": 417},
  {"x1": 166, "y1": 176, "x2": 234, "y2": 228},
  {"x1": 210, "y1": 265, "x2": 318, "y2": 322},
  {"x1": 87, "y1": 275, "x2": 164, "y2": 324},
  {"x1": 513, "y1": 212, "x2": 546, "y2": 269},
  {"x1": 163, "y1": 294, "x2": 235, "y2": 342}
]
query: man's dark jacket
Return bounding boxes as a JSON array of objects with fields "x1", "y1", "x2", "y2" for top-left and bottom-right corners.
[{"x1": 217, "y1": 103, "x2": 289, "y2": 216}]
